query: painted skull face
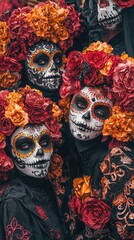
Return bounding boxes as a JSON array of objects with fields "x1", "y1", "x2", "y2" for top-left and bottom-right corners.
[
  {"x1": 11, "y1": 124, "x2": 53, "y2": 178},
  {"x1": 97, "y1": 0, "x2": 122, "y2": 30},
  {"x1": 25, "y1": 41, "x2": 64, "y2": 91},
  {"x1": 69, "y1": 86, "x2": 113, "y2": 140}
]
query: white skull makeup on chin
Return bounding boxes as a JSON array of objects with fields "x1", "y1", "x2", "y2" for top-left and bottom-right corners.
[
  {"x1": 97, "y1": 0, "x2": 122, "y2": 30},
  {"x1": 69, "y1": 86, "x2": 113, "y2": 141},
  {"x1": 11, "y1": 124, "x2": 53, "y2": 178},
  {"x1": 25, "y1": 41, "x2": 64, "y2": 91}
]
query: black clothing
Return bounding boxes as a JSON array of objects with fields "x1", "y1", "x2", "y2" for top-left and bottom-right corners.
[{"x1": 0, "y1": 172, "x2": 67, "y2": 240}]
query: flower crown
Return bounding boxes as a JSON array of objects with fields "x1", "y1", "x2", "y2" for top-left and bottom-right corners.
[
  {"x1": 0, "y1": 0, "x2": 82, "y2": 89},
  {"x1": 0, "y1": 85, "x2": 62, "y2": 180},
  {"x1": 60, "y1": 41, "x2": 134, "y2": 143},
  {"x1": 114, "y1": 0, "x2": 134, "y2": 9}
]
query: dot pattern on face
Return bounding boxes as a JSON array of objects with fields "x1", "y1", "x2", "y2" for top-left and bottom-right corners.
[
  {"x1": 25, "y1": 41, "x2": 64, "y2": 91},
  {"x1": 69, "y1": 86, "x2": 113, "y2": 140}
]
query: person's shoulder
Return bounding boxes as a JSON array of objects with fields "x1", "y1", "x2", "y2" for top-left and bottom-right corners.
[{"x1": 0, "y1": 180, "x2": 27, "y2": 203}]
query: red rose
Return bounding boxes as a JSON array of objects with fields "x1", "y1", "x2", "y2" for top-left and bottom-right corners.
[
  {"x1": 4, "y1": 57, "x2": 22, "y2": 72},
  {"x1": 8, "y1": 7, "x2": 31, "y2": 40},
  {"x1": 0, "y1": 117, "x2": 15, "y2": 136},
  {"x1": 66, "y1": 51, "x2": 85, "y2": 78},
  {"x1": 0, "y1": 90, "x2": 8, "y2": 117},
  {"x1": 45, "y1": 119, "x2": 62, "y2": 141},
  {"x1": 27, "y1": 108, "x2": 47, "y2": 124},
  {"x1": 0, "y1": 150, "x2": 14, "y2": 172},
  {"x1": 59, "y1": 38, "x2": 73, "y2": 52},
  {"x1": 80, "y1": 198, "x2": 111, "y2": 229},
  {"x1": 7, "y1": 40, "x2": 28, "y2": 61},
  {"x1": 112, "y1": 61, "x2": 134, "y2": 111},
  {"x1": 60, "y1": 79, "x2": 81, "y2": 98},
  {"x1": 24, "y1": 91, "x2": 45, "y2": 108},
  {"x1": 69, "y1": 196, "x2": 83, "y2": 214},
  {"x1": 84, "y1": 67, "x2": 103, "y2": 86},
  {"x1": 0, "y1": 56, "x2": 7, "y2": 72},
  {"x1": 107, "y1": 55, "x2": 122, "y2": 77},
  {"x1": 60, "y1": 72, "x2": 81, "y2": 98},
  {"x1": 114, "y1": 0, "x2": 134, "y2": 9},
  {"x1": 84, "y1": 51, "x2": 108, "y2": 69},
  {"x1": 64, "y1": 5, "x2": 82, "y2": 35}
]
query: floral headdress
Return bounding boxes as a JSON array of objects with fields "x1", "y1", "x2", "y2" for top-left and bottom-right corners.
[
  {"x1": 0, "y1": 0, "x2": 82, "y2": 89},
  {"x1": 60, "y1": 41, "x2": 134, "y2": 143},
  {"x1": 114, "y1": 0, "x2": 134, "y2": 9},
  {"x1": 0, "y1": 85, "x2": 62, "y2": 180}
]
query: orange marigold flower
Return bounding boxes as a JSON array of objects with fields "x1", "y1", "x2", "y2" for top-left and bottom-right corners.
[
  {"x1": 0, "y1": 72, "x2": 20, "y2": 88},
  {"x1": 6, "y1": 92, "x2": 22, "y2": 104},
  {"x1": 100, "y1": 59, "x2": 113, "y2": 76},
  {"x1": 0, "y1": 21, "x2": 10, "y2": 45},
  {"x1": 26, "y1": 4, "x2": 68, "y2": 42},
  {"x1": 102, "y1": 106, "x2": 134, "y2": 142},
  {"x1": 0, "y1": 132, "x2": 5, "y2": 143},
  {"x1": 73, "y1": 176, "x2": 92, "y2": 201},
  {"x1": 52, "y1": 103, "x2": 62, "y2": 121},
  {"x1": 83, "y1": 41, "x2": 113, "y2": 54},
  {"x1": 121, "y1": 53, "x2": 134, "y2": 65},
  {"x1": 58, "y1": 97, "x2": 70, "y2": 122},
  {"x1": 0, "y1": 43, "x2": 7, "y2": 55},
  {"x1": 5, "y1": 103, "x2": 28, "y2": 127}
]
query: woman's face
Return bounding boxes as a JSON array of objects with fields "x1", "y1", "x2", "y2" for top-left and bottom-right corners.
[
  {"x1": 11, "y1": 124, "x2": 53, "y2": 178},
  {"x1": 97, "y1": 0, "x2": 122, "y2": 30},
  {"x1": 25, "y1": 41, "x2": 64, "y2": 92},
  {"x1": 69, "y1": 86, "x2": 113, "y2": 141}
]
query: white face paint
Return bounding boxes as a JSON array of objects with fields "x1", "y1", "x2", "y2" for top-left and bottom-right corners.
[
  {"x1": 25, "y1": 41, "x2": 64, "y2": 91},
  {"x1": 69, "y1": 86, "x2": 113, "y2": 141},
  {"x1": 97, "y1": 0, "x2": 122, "y2": 30},
  {"x1": 11, "y1": 124, "x2": 53, "y2": 178}
]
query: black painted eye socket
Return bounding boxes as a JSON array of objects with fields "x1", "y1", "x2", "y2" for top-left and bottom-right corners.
[
  {"x1": 94, "y1": 105, "x2": 110, "y2": 120},
  {"x1": 15, "y1": 137, "x2": 35, "y2": 154},
  {"x1": 73, "y1": 95, "x2": 88, "y2": 111},
  {"x1": 34, "y1": 53, "x2": 49, "y2": 67},
  {"x1": 39, "y1": 134, "x2": 51, "y2": 149},
  {"x1": 53, "y1": 52, "x2": 63, "y2": 67}
]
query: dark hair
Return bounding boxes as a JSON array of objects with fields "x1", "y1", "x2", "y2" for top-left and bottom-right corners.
[{"x1": 123, "y1": 6, "x2": 134, "y2": 57}]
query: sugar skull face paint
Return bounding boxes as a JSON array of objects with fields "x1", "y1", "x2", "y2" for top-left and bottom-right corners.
[
  {"x1": 25, "y1": 41, "x2": 64, "y2": 91},
  {"x1": 97, "y1": 0, "x2": 122, "y2": 30},
  {"x1": 69, "y1": 86, "x2": 113, "y2": 140},
  {"x1": 11, "y1": 124, "x2": 53, "y2": 178}
]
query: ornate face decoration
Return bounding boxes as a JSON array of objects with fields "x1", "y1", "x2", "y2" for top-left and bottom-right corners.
[
  {"x1": 11, "y1": 124, "x2": 53, "y2": 178},
  {"x1": 69, "y1": 86, "x2": 113, "y2": 140},
  {"x1": 97, "y1": 0, "x2": 122, "y2": 30},
  {"x1": 25, "y1": 41, "x2": 64, "y2": 91}
]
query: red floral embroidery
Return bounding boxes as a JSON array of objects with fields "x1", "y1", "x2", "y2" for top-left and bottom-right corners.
[
  {"x1": 35, "y1": 205, "x2": 48, "y2": 221},
  {"x1": 5, "y1": 218, "x2": 31, "y2": 240},
  {"x1": 50, "y1": 228, "x2": 61, "y2": 239}
]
